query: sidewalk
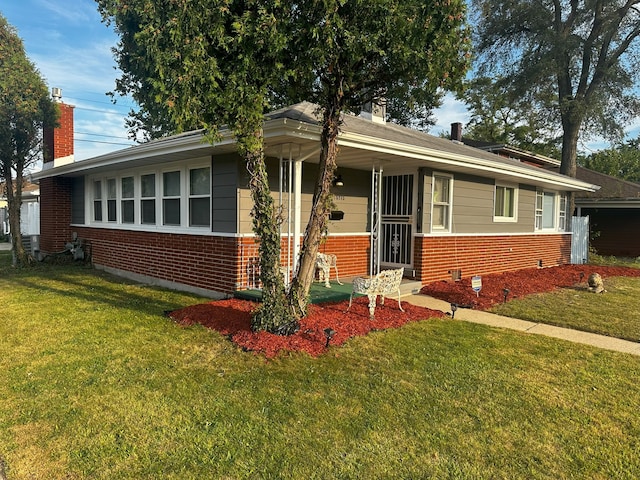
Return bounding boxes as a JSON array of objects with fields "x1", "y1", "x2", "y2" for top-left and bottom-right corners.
[
  {"x1": 403, "y1": 293, "x2": 640, "y2": 357},
  {"x1": 0, "y1": 242, "x2": 10, "y2": 251}
]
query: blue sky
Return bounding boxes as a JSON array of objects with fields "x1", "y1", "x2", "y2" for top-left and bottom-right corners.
[
  {"x1": 1, "y1": 0, "x2": 473, "y2": 163},
  {"x1": 2, "y1": 0, "x2": 139, "y2": 160},
  {"x1": 2, "y1": 0, "x2": 635, "y2": 164}
]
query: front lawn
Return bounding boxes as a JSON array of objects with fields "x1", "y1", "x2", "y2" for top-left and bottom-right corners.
[
  {"x1": 491, "y1": 276, "x2": 640, "y2": 342},
  {"x1": 1, "y1": 252, "x2": 640, "y2": 479}
]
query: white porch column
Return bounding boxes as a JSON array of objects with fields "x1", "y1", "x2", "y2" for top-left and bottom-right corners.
[{"x1": 293, "y1": 157, "x2": 303, "y2": 272}]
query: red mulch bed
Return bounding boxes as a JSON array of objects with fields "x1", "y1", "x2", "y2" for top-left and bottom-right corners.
[
  {"x1": 169, "y1": 296, "x2": 445, "y2": 359},
  {"x1": 420, "y1": 265, "x2": 640, "y2": 311}
]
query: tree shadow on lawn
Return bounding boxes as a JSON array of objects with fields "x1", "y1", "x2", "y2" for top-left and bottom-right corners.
[{"x1": 169, "y1": 297, "x2": 445, "y2": 359}]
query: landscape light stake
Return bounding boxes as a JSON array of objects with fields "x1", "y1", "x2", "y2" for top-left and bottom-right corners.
[
  {"x1": 450, "y1": 303, "x2": 458, "y2": 319},
  {"x1": 503, "y1": 288, "x2": 510, "y2": 304},
  {"x1": 324, "y1": 328, "x2": 336, "y2": 347}
]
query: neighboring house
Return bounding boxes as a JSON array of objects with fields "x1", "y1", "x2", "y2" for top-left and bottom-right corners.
[
  {"x1": 32, "y1": 99, "x2": 598, "y2": 298},
  {"x1": 572, "y1": 167, "x2": 640, "y2": 257},
  {"x1": 459, "y1": 132, "x2": 640, "y2": 257},
  {"x1": 0, "y1": 181, "x2": 40, "y2": 251}
]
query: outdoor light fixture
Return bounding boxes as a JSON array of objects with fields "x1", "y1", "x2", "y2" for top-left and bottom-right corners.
[
  {"x1": 332, "y1": 174, "x2": 344, "y2": 187},
  {"x1": 324, "y1": 328, "x2": 336, "y2": 347},
  {"x1": 503, "y1": 288, "x2": 510, "y2": 304},
  {"x1": 450, "y1": 303, "x2": 458, "y2": 319}
]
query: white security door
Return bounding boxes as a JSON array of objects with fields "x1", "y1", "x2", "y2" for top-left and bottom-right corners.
[{"x1": 381, "y1": 174, "x2": 414, "y2": 268}]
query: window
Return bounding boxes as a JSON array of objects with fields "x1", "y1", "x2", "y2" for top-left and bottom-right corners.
[
  {"x1": 87, "y1": 163, "x2": 212, "y2": 230},
  {"x1": 141, "y1": 174, "x2": 156, "y2": 225},
  {"x1": 107, "y1": 178, "x2": 117, "y2": 222},
  {"x1": 432, "y1": 174, "x2": 452, "y2": 232},
  {"x1": 536, "y1": 190, "x2": 566, "y2": 231},
  {"x1": 558, "y1": 194, "x2": 567, "y2": 231},
  {"x1": 163, "y1": 171, "x2": 181, "y2": 226},
  {"x1": 494, "y1": 184, "x2": 517, "y2": 221},
  {"x1": 93, "y1": 180, "x2": 102, "y2": 221},
  {"x1": 189, "y1": 167, "x2": 210, "y2": 227},
  {"x1": 121, "y1": 176, "x2": 135, "y2": 224}
]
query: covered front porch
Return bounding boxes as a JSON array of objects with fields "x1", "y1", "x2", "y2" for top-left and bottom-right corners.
[{"x1": 234, "y1": 277, "x2": 423, "y2": 304}]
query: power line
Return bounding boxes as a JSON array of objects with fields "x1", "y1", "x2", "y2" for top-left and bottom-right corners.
[
  {"x1": 75, "y1": 139, "x2": 136, "y2": 146},
  {"x1": 75, "y1": 131, "x2": 133, "y2": 140},
  {"x1": 64, "y1": 95, "x2": 136, "y2": 109},
  {"x1": 73, "y1": 105, "x2": 132, "y2": 115}
]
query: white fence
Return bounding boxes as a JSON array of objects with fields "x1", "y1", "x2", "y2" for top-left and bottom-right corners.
[{"x1": 571, "y1": 215, "x2": 589, "y2": 264}]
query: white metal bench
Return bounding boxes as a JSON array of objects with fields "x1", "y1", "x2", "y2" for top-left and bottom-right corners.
[
  {"x1": 347, "y1": 267, "x2": 405, "y2": 318},
  {"x1": 316, "y1": 253, "x2": 343, "y2": 288}
]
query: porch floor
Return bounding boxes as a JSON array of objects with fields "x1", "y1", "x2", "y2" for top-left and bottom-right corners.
[{"x1": 233, "y1": 278, "x2": 423, "y2": 304}]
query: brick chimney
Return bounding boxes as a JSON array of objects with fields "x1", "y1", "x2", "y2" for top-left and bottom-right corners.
[
  {"x1": 43, "y1": 87, "x2": 74, "y2": 168},
  {"x1": 450, "y1": 122, "x2": 463, "y2": 142}
]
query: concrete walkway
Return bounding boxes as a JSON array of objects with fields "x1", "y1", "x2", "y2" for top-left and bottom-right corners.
[
  {"x1": 0, "y1": 242, "x2": 10, "y2": 251},
  {"x1": 403, "y1": 293, "x2": 640, "y2": 357}
]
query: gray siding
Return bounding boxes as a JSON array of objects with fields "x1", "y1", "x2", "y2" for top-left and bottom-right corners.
[
  {"x1": 421, "y1": 169, "x2": 538, "y2": 234},
  {"x1": 238, "y1": 158, "x2": 370, "y2": 234},
  {"x1": 71, "y1": 177, "x2": 85, "y2": 224},
  {"x1": 212, "y1": 154, "x2": 239, "y2": 233}
]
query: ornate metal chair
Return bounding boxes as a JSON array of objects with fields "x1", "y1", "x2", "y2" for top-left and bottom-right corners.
[
  {"x1": 348, "y1": 267, "x2": 405, "y2": 318},
  {"x1": 316, "y1": 253, "x2": 342, "y2": 288}
]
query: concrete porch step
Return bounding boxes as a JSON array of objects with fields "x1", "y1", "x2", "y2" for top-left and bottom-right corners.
[{"x1": 399, "y1": 279, "x2": 423, "y2": 297}]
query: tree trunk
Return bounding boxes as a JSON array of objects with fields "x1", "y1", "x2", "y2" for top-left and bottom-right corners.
[
  {"x1": 239, "y1": 130, "x2": 299, "y2": 335},
  {"x1": 287, "y1": 102, "x2": 341, "y2": 318},
  {"x1": 5, "y1": 175, "x2": 28, "y2": 267},
  {"x1": 559, "y1": 112, "x2": 582, "y2": 229}
]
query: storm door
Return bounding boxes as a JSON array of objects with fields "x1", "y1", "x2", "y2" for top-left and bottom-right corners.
[{"x1": 381, "y1": 174, "x2": 414, "y2": 268}]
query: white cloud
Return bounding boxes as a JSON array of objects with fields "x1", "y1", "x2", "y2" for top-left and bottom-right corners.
[
  {"x1": 431, "y1": 93, "x2": 471, "y2": 137},
  {"x1": 33, "y1": 0, "x2": 100, "y2": 25}
]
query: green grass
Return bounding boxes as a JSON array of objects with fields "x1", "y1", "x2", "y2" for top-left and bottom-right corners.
[
  {"x1": 492, "y1": 276, "x2": 640, "y2": 342},
  {"x1": 1, "y1": 251, "x2": 640, "y2": 479}
]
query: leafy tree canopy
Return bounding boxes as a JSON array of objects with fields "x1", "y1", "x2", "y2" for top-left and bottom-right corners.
[
  {"x1": 581, "y1": 135, "x2": 640, "y2": 183},
  {"x1": 458, "y1": 76, "x2": 562, "y2": 158},
  {"x1": 471, "y1": 0, "x2": 640, "y2": 179},
  {"x1": 0, "y1": 13, "x2": 58, "y2": 266}
]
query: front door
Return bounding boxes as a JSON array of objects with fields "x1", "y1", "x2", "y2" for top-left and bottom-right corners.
[{"x1": 381, "y1": 174, "x2": 414, "y2": 268}]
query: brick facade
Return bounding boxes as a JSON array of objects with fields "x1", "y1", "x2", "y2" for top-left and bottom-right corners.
[
  {"x1": 39, "y1": 177, "x2": 74, "y2": 253},
  {"x1": 414, "y1": 234, "x2": 572, "y2": 284},
  {"x1": 36, "y1": 176, "x2": 572, "y2": 296},
  {"x1": 44, "y1": 103, "x2": 74, "y2": 163}
]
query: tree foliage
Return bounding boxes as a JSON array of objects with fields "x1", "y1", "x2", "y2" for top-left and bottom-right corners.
[
  {"x1": 581, "y1": 135, "x2": 640, "y2": 183},
  {"x1": 98, "y1": 0, "x2": 299, "y2": 334},
  {"x1": 97, "y1": 0, "x2": 470, "y2": 324},
  {"x1": 0, "y1": 14, "x2": 58, "y2": 267},
  {"x1": 458, "y1": 76, "x2": 562, "y2": 158},
  {"x1": 282, "y1": 0, "x2": 470, "y2": 316},
  {"x1": 472, "y1": 0, "x2": 640, "y2": 216}
]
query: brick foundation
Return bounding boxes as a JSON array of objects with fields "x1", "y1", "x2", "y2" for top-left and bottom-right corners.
[{"x1": 414, "y1": 234, "x2": 572, "y2": 284}]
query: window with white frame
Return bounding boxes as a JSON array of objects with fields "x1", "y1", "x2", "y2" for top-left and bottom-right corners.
[
  {"x1": 93, "y1": 180, "x2": 102, "y2": 222},
  {"x1": 121, "y1": 176, "x2": 135, "y2": 224},
  {"x1": 535, "y1": 190, "x2": 566, "y2": 231},
  {"x1": 494, "y1": 183, "x2": 517, "y2": 221},
  {"x1": 162, "y1": 170, "x2": 181, "y2": 226},
  {"x1": 88, "y1": 163, "x2": 212, "y2": 230},
  {"x1": 140, "y1": 173, "x2": 156, "y2": 225},
  {"x1": 432, "y1": 174, "x2": 452, "y2": 232},
  {"x1": 189, "y1": 167, "x2": 211, "y2": 227},
  {"x1": 558, "y1": 194, "x2": 567, "y2": 231},
  {"x1": 107, "y1": 178, "x2": 117, "y2": 222}
]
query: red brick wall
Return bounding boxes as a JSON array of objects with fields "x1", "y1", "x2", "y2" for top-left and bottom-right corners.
[
  {"x1": 73, "y1": 227, "x2": 241, "y2": 294},
  {"x1": 315, "y1": 235, "x2": 371, "y2": 276},
  {"x1": 236, "y1": 235, "x2": 372, "y2": 289},
  {"x1": 39, "y1": 177, "x2": 73, "y2": 252},
  {"x1": 414, "y1": 234, "x2": 572, "y2": 284},
  {"x1": 44, "y1": 103, "x2": 74, "y2": 163}
]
